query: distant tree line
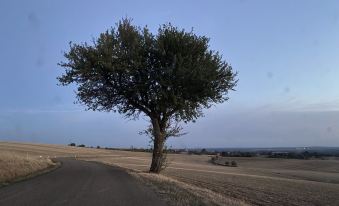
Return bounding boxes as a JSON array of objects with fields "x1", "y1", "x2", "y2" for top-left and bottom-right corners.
[
  {"x1": 67, "y1": 143, "x2": 339, "y2": 159},
  {"x1": 103, "y1": 146, "x2": 188, "y2": 154},
  {"x1": 68, "y1": 143, "x2": 101, "y2": 149},
  {"x1": 68, "y1": 143, "x2": 85, "y2": 147},
  {"x1": 220, "y1": 151, "x2": 255, "y2": 157},
  {"x1": 267, "y1": 151, "x2": 339, "y2": 159},
  {"x1": 187, "y1": 149, "x2": 255, "y2": 157}
]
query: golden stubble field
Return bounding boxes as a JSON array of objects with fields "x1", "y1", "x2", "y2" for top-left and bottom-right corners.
[{"x1": 1, "y1": 141, "x2": 339, "y2": 206}]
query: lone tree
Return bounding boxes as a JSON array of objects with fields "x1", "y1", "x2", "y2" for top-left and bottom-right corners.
[{"x1": 58, "y1": 19, "x2": 237, "y2": 173}]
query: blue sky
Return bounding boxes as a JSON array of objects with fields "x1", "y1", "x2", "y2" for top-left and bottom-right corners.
[{"x1": 0, "y1": 0, "x2": 339, "y2": 148}]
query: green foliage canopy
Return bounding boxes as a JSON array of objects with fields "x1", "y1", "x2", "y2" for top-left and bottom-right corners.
[{"x1": 58, "y1": 19, "x2": 237, "y2": 127}]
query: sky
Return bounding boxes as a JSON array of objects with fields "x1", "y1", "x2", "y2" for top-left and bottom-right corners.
[{"x1": 0, "y1": 0, "x2": 339, "y2": 148}]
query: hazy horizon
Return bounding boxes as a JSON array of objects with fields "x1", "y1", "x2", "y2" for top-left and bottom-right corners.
[{"x1": 1, "y1": 0, "x2": 339, "y2": 148}]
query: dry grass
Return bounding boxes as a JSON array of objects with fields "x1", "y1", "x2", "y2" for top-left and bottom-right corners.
[
  {"x1": 0, "y1": 151, "x2": 56, "y2": 184},
  {"x1": 130, "y1": 171, "x2": 249, "y2": 206}
]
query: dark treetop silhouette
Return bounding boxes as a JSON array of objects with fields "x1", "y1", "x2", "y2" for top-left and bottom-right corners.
[{"x1": 58, "y1": 19, "x2": 237, "y2": 173}]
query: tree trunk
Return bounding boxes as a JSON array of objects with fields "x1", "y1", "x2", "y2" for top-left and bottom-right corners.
[{"x1": 149, "y1": 117, "x2": 165, "y2": 173}]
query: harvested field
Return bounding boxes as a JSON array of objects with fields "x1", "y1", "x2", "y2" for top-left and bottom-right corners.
[
  {"x1": 1, "y1": 141, "x2": 339, "y2": 206},
  {"x1": 0, "y1": 141, "x2": 113, "y2": 157}
]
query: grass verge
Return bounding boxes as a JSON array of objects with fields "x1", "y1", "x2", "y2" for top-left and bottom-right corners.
[
  {"x1": 130, "y1": 171, "x2": 249, "y2": 206},
  {"x1": 0, "y1": 151, "x2": 59, "y2": 187}
]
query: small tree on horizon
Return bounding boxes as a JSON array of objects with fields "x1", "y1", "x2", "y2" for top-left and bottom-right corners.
[{"x1": 58, "y1": 18, "x2": 237, "y2": 173}]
